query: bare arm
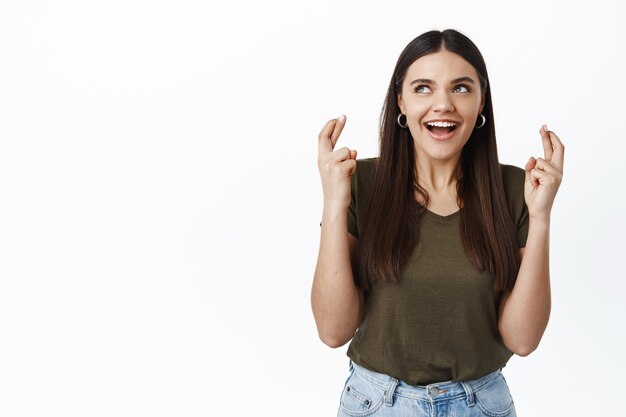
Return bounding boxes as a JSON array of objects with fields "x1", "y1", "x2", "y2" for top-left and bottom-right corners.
[
  {"x1": 498, "y1": 125, "x2": 564, "y2": 356},
  {"x1": 311, "y1": 115, "x2": 364, "y2": 348},
  {"x1": 498, "y1": 231, "x2": 550, "y2": 356},
  {"x1": 311, "y1": 226, "x2": 364, "y2": 348}
]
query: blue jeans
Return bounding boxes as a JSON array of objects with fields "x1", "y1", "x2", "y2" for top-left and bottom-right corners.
[{"x1": 337, "y1": 360, "x2": 517, "y2": 417}]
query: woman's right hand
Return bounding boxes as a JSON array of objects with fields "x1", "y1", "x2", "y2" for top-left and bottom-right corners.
[{"x1": 317, "y1": 115, "x2": 357, "y2": 211}]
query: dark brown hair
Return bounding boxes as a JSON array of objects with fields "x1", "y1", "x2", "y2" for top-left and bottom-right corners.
[{"x1": 356, "y1": 29, "x2": 520, "y2": 292}]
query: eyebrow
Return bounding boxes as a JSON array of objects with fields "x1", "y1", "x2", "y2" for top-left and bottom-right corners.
[{"x1": 409, "y1": 76, "x2": 476, "y2": 86}]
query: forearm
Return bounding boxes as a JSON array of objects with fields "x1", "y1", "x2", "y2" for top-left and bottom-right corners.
[
  {"x1": 499, "y1": 218, "x2": 551, "y2": 356},
  {"x1": 311, "y1": 207, "x2": 362, "y2": 348}
]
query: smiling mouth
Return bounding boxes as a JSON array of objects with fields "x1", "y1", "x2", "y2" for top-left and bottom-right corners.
[{"x1": 425, "y1": 122, "x2": 459, "y2": 135}]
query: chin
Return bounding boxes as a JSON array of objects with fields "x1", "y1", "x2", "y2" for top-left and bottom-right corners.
[{"x1": 413, "y1": 141, "x2": 464, "y2": 160}]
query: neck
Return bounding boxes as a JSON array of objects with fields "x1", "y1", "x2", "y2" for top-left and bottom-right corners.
[{"x1": 414, "y1": 153, "x2": 462, "y2": 192}]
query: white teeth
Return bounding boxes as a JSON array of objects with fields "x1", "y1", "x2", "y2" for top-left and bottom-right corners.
[{"x1": 426, "y1": 121, "x2": 457, "y2": 128}]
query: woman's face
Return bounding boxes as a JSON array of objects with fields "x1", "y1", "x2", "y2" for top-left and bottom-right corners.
[{"x1": 397, "y1": 49, "x2": 484, "y2": 164}]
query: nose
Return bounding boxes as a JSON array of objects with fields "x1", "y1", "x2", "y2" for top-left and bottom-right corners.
[{"x1": 432, "y1": 91, "x2": 454, "y2": 113}]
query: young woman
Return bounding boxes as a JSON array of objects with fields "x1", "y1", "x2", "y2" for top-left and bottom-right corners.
[{"x1": 311, "y1": 29, "x2": 564, "y2": 417}]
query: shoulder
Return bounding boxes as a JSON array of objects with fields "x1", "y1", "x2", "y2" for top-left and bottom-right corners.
[
  {"x1": 350, "y1": 157, "x2": 378, "y2": 201},
  {"x1": 353, "y1": 157, "x2": 378, "y2": 182},
  {"x1": 499, "y1": 163, "x2": 525, "y2": 194},
  {"x1": 356, "y1": 156, "x2": 378, "y2": 171},
  {"x1": 499, "y1": 164, "x2": 528, "y2": 229}
]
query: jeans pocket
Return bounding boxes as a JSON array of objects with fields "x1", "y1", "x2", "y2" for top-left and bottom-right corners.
[
  {"x1": 474, "y1": 374, "x2": 515, "y2": 417},
  {"x1": 339, "y1": 370, "x2": 386, "y2": 416}
]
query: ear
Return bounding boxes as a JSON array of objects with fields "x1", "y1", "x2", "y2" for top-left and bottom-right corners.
[
  {"x1": 479, "y1": 92, "x2": 485, "y2": 114},
  {"x1": 397, "y1": 93, "x2": 404, "y2": 114}
]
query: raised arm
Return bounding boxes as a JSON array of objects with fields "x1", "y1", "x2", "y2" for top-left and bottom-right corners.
[
  {"x1": 311, "y1": 115, "x2": 364, "y2": 348},
  {"x1": 498, "y1": 124, "x2": 564, "y2": 356}
]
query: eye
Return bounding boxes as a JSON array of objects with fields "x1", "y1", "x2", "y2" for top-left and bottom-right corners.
[
  {"x1": 414, "y1": 85, "x2": 432, "y2": 94},
  {"x1": 453, "y1": 84, "x2": 471, "y2": 93}
]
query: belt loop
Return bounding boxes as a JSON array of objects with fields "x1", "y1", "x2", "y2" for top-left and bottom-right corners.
[
  {"x1": 384, "y1": 377, "x2": 398, "y2": 406},
  {"x1": 460, "y1": 381, "x2": 475, "y2": 406},
  {"x1": 349, "y1": 359, "x2": 354, "y2": 373}
]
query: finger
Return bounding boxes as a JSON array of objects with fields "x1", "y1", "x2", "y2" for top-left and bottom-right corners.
[
  {"x1": 530, "y1": 167, "x2": 553, "y2": 184},
  {"x1": 532, "y1": 157, "x2": 560, "y2": 174},
  {"x1": 525, "y1": 156, "x2": 537, "y2": 187},
  {"x1": 546, "y1": 129, "x2": 565, "y2": 171},
  {"x1": 525, "y1": 156, "x2": 536, "y2": 172},
  {"x1": 318, "y1": 118, "x2": 341, "y2": 154},
  {"x1": 540, "y1": 124, "x2": 553, "y2": 162},
  {"x1": 330, "y1": 147, "x2": 352, "y2": 163},
  {"x1": 340, "y1": 158, "x2": 357, "y2": 176},
  {"x1": 530, "y1": 163, "x2": 562, "y2": 187},
  {"x1": 350, "y1": 149, "x2": 357, "y2": 160},
  {"x1": 528, "y1": 167, "x2": 542, "y2": 189},
  {"x1": 329, "y1": 115, "x2": 347, "y2": 148},
  {"x1": 530, "y1": 168, "x2": 542, "y2": 187}
]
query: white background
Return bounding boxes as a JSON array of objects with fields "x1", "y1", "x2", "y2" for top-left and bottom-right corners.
[{"x1": 0, "y1": 0, "x2": 624, "y2": 416}]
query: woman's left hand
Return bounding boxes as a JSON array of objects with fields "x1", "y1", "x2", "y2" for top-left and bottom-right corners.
[{"x1": 524, "y1": 124, "x2": 565, "y2": 221}]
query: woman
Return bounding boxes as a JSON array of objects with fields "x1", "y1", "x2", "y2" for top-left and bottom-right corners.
[{"x1": 311, "y1": 29, "x2": 564, "y2": 416}]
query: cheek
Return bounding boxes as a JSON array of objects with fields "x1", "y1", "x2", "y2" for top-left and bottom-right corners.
[
  {"x1": 464, "y1": 97, "x2": 483, "y2": 115},
  {"x1": 404, "y1": 101, "x2": 429, "y2": 118}
]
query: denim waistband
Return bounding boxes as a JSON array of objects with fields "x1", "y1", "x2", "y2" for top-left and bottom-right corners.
[{"x1": 349, "y1": 359, "x2": 503, "y2": 404}]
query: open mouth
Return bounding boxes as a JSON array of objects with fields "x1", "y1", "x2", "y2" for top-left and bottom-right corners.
[{"x1": 425, "y1": 121, "x2": 459, "y2": 135}]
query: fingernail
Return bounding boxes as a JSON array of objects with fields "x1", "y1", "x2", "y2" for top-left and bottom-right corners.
[
  {"x1": 543, "y1": 124, "x2": 548, "y2": 130},
  {"x1": 338, "y1": 115, "x2": 345, "y2": 122}
]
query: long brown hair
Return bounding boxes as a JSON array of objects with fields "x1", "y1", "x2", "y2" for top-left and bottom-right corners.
[{"x1": 356, "y1": 29, "x2": 520, "y2": 292}]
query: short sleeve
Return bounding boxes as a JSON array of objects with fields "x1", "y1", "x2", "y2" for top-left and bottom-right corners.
[
  {"x1": 347, "y1": 169, "x2": 359, "y2": 239},
  {"x1": 517, "y1": 199, "x2": 529, "y2": 248},
  {"x1": 501, "y1": 164, "x2": 529, "y2": 249}
]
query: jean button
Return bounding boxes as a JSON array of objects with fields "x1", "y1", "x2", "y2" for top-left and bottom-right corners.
[{"x1": 430, "y1": 387, "x2": 440, "y2": 396}]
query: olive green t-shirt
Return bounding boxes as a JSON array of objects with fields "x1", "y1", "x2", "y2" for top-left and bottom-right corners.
[{"x1": 344, "y1": 157, "x2": 529, "y2": 386}]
